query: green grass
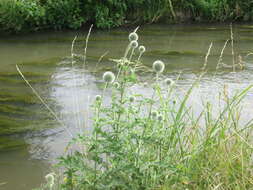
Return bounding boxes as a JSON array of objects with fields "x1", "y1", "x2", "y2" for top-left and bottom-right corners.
[{"x1": 34, "y1": 30, "x2": 253, "y2": 190}]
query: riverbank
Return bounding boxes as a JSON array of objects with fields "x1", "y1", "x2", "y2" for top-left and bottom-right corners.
[{"x1": 1, "y1": 0, "x2": 253, "y2": 33}]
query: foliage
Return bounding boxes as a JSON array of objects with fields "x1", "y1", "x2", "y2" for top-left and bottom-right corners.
[
  {"x1": 37, "y1": 31, "x2": 253, "y2": 190},
  {"x1": 44, "y1": 0, "x2": 84, "y2": 30},
  {"x1": 81, "y1": 0, "x2": 127, "y2": 28},
  {"x1": 0, "y1": 0, "x2": 45, "y2": 32},
  {"x1": 1, "y1": 0, "x2": 253, "y2": 32},
  {"x1": 180, "y1": 0, "x2": 253, "y2": 22}
]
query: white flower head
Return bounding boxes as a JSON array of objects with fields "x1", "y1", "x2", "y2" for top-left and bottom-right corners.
[
  {"x1": 113, "y1": 82, "x2": 120, "y2": 89},
  {"x1": 95, "y1": 95, "x2": 102, "y2": 101},
  {"x1": 138, "y1": 45, "x2": 146, "y2": 53},
  {"x1": 130, "y1": 40, "x2": 138, "y2": 49},
  {"x1": 129, "y1": 32, "x2": 138, "y2": 42},
  {"x1": 45, "y1": 173, "x2": 55, "y2": 189},
  {"x1": 165, "y1": 78, "x2": 174, "y2": 86},
  {"x1": 153, "y1": 60, "x2": 165, "y2": 73},
  {"x1": 103, "y1": 71, "x2": 115, "y2": 83}
]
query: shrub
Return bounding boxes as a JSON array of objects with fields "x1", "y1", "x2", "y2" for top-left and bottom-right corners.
[
  {"x1": 0, "y1": 0, "x2": 45, "y2": 32},
  {"x1": 44, "y1": 0, "x2": 84, "y2": 30},
  {"x1": 79, "y1": 0, "x2": 127, "y2": 29}
]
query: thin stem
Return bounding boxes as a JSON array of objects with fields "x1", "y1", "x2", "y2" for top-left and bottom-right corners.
[
  {"x1": 230, "y1": 23, "x2": 235, "y2": 72},
  {"x1": 16, "y1": 64, "x2": 73, "y2": 137}
]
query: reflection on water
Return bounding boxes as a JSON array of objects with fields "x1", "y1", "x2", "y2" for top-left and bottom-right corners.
[{"x1": 1, "y1": 24, "x2": 253, "y2": 190}]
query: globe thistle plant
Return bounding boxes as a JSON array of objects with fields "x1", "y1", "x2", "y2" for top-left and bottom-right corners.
[
  {"x1": 103, "y1": 71, "x2": 115, "y2": 83},
  {"x1": 129, "y1": 32, "x2": 138, "y2": 42},
  {"x1": 153, "y1": 60, "x2": 165, "y2": 73}
]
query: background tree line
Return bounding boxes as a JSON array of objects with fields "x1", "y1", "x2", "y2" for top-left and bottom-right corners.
[{"x1": 0, "y1": 0, "x2": 252, "y2": 33}]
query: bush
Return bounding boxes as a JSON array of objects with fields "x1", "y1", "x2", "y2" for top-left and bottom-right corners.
[
  {"x1": 44, "y1": 0, "x2": 84, "y2": 30},
  {"x1": 78, "y1": 0, "x2": 127, "y2": 29},
  {"x1": 0, "y1": 0, "x2": 45, "y2": 32}
]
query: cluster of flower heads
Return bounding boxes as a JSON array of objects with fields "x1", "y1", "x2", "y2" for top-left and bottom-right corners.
[
  {"x1": 152, "y1": 60, "x2": 174, "y2": 87},
  {"x1": 129, "y1": 32, "x2": 146, "y2": 55},
  {"x1": 95, "y1": 31, "x2": 174, "y2": 102}
]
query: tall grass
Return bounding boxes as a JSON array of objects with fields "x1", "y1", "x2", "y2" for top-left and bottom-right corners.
[{"x1": 32, "y1": 30, "x2": 253, "y2": 190}]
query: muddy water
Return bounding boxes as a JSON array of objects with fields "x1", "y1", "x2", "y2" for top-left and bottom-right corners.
[{"x1": 1, "y1": 24, "x2": 253, "y2": 190}]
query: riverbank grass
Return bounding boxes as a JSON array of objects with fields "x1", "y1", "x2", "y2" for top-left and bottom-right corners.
[{"x1": 36, "y1": 31, "x2": 253, "y2": 190}]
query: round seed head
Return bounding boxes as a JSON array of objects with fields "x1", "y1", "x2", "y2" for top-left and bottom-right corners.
[
  {"x1": 45, "y1": 173, "x2": 54, "y2": 182},
  {"x1": 143, "y1": 82, "x2": 148, "y2": 87},
  {"x1": 153, "y1": 60, "x2": 165, "y2": 73},
  {"x1": 113, "y1": 82, "x2": 120, "y2": 89},
  {"x1": 130, "y1": 40, "x2": 138, "y2": 49},
  {"x1": 165, "y1": 78, "x2": 174, "y2": 86},
  {"x1": 95, "y1": 95, "x2": 102, "y2": 101},
  {"x1": 103, "y1": 71, "x2": 115, "y2": 83},
  {"x1": 129, "y1": 96, "x2": 135, "y2": 103},
  {"x1": 157, "y1": 114, "x2": 164, "y2": 122},
  {"x1": 45, "y1": 173, "x2": 55, "y2": 188},
  {"x1": 138, "y1": 45, "x2": 146, "y2": 53},
  {"x1": 151, "y1": 111, "x2": 158, "y2": 119},
  {"x1": 129, "y1": 32, "x2": 138, "y2": 42}
]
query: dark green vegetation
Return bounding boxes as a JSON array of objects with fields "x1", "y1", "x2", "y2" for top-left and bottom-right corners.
[{"x1": 1, "y1": 0, "x2": 253, "y2": 33}]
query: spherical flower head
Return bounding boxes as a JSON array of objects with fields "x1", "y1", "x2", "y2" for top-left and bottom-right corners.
[
  {"x1": 165, "y1": 78, "x2": 174, "y2": 86},
  {"x1": 151, "y1": 111, "x2": 158, "y2": 119},
  {"x1": 103, "y1": 71, "x2": 115, "y2": 83},
  {"x1": 138, "y1": 45, "x2": 146, "y2": 53},
  {"x1": 113, "y1": 82, "x2": 120, "y2": 89},
  {"x1": 95, "y1": 95, "x2": 102, "y2": 102},
  {"x1": 129, "y1": 96, "x2": 135, "y2": 103},
  {"x1": 129, "y1": 32, "x2": 138, "y2": 42},
  {"x1": 157, "y1": 114, "x2": 164, "y2": 122},
  {"x1": 153, "y1": 60, "x2": 165, "y2": 73},
  {"x1": 130, "y1": 40, "x2": 138, "y2": 49},
  {"x1": 45, "y1": 173, "x2": 55, "y2": 188}
]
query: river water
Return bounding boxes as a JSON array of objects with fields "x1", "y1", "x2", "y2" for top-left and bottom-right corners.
[{"x1": 1, "y1": 24, "x2": 253, "y2": 190}]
